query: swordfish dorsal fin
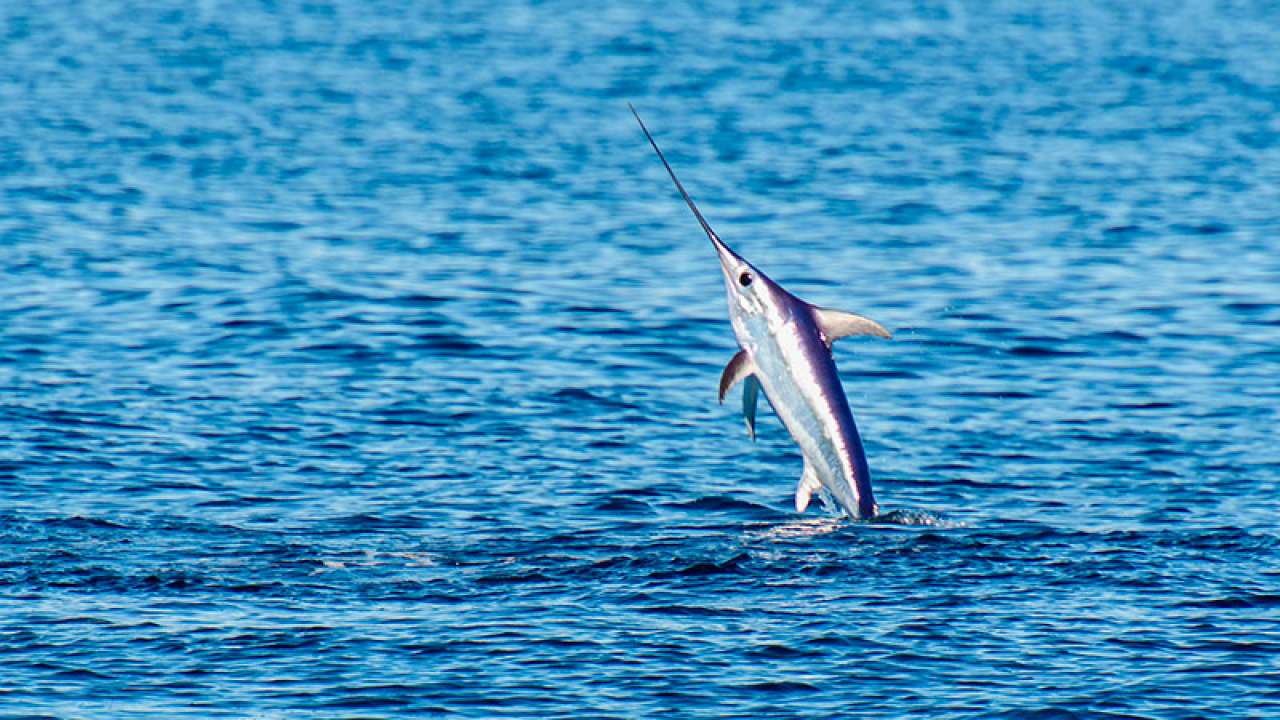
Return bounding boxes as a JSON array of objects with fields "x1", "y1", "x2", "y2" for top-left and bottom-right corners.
[
  {"x1": 812, "y1": 306, "x2": 892, "y2": 348},
  {"x1": 719, "y1": 350, "x2": 762, "y2": 440}
]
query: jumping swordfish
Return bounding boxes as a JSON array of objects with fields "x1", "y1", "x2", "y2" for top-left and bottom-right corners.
[{"x1": 630, "y1": 105, "x2": 892, "y2": 520}]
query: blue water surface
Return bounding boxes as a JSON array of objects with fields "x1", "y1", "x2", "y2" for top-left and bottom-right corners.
[{"x1": 3, "y1": 0, "x2": 1280, "y2": 717}]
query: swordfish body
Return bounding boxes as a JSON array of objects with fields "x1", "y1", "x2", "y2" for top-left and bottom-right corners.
[{"x1": 631, "y1": 105, "x2": 891, "y2": 520}]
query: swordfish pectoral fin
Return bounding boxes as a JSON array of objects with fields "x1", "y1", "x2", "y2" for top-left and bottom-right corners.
[
  {"x1": 720, "y1": 350, "x2": 762, "y2": 440},
  {"x1": 718, "y1": 350, "x2": 756, "y2": 403},
  {"x1": 812, "y1": 306, "x2": 892, "y2": 348},
  {"x1": 795, "y1": 461, "x2": 822, "y2": 513}
]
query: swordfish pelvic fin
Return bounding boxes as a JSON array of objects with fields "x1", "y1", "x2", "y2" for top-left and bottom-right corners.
[
  {"x1": 795, "y1": 461, "x2": 822, "y2": 513},
  {"x1": 742, "y1": 376, "x2": 761, "y2": 441},
  {"x1": 812, "y1": 306, "x2": 892, "y2": 348},
  {"x1": 719, "y1": 350, "x2": 761, "y2": 440}
]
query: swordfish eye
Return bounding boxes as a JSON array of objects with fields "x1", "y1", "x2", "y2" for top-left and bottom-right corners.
[{"x1": 738, "y1": 271, "x2": 753, "y2": 287}]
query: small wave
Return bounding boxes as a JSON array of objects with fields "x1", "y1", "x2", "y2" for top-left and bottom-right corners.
[
  {"x1": 659, "y1": 553, "x2": 750, "y2": 578},
  {"x1": 739, "y1": 680, "x2": 819, "y2": 693},
  {"x1": 548, "y1": 387, "x2": 635, "y2": 410},
  {"x1": 669, "y1": 495, "x2": 780, "y2": 519},
  {"x1": 39, "y1": 516, "x2": 128, "y2": 530},
  {"x1": 749, "y1": 517, "x2": 845, "y2": 541},
  {"x1": 637, "y1": 604, "x2": 743, "y2": 617},
  {"x1": 1180, "y1": 593, "x2": 1280, "y2": 609},
  {"x1": 1008, "y1": 344, "x2": 1083, "y2": 358},
  {"x1": 593, "y1": 496, "x2": 653, "y2": 514},
  {"x1": 871, "y1": 508, "x2": 965, "y2": 528}
]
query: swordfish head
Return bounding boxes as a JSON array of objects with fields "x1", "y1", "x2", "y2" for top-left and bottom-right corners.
[
  {"x1": 709, "y1": 231, "x2": 800, "y2": 348},
  {"x1": 627, "y1": 105, "x2": 800, "y2": 340}
]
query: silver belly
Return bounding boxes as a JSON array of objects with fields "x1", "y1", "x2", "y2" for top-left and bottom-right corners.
[{"x1": 741, "y1": 318, "x2": 863, "y2": 514}]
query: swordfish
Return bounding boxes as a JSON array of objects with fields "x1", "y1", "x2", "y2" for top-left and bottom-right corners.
[{"x1": 630, "y1": 105, "x2": 892, "y2": 520}]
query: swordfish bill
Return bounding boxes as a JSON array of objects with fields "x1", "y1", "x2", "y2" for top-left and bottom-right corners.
[{"x1": 629, "y1": 104, "x2": 892, "y2": 520}]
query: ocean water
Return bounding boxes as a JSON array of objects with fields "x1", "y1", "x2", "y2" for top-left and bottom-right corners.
[{"x1": 3, "y1": 0, "x2": 1280, "y2": 717}]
